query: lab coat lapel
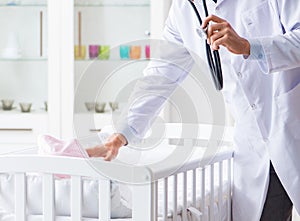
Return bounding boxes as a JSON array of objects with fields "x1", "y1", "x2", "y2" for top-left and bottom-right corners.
[
  {"x1": 179, "y1": 0, "x2": 206, "y2": 58},
  {"x1": 215, "y1": 0, "x2": 226, "y2": 6},
  {"x1": 175, "y1": 0, "x2": 213, "y2": 80}
]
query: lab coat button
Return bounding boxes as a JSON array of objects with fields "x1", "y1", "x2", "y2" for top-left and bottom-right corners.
[
  {"x1": 258, "y1": 54, "x2": 263, "y2": 59},
  {"x1": 251, "y1": 104, "x2": 256, "y2": 110},
  {"x1": 215, "y1": 6, "x2": 220, "y2": 11},
  {"x1": 237, "y1": 72, "x2": 242, "y2": 78}
]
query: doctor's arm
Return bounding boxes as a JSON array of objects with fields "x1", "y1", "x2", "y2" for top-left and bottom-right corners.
[
  {"x1": 203, "y1": 2, "x2": 300, "y2": 74},
  {"x1": 256, "y1": 0, "x2": 300, "y2": 74},
  {"x1": 201, "y1": 15, "x2": 251, "y2": 56},
  {"x1": 87, "y1": 4, "x2": 195, "y2": 160},
  {"x1": 201, "y1": 15, "x2": 265, "y2": 63}
]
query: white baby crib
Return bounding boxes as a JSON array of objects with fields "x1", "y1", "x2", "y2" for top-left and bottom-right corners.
[{"x1": 0, "y1": 123, "x2": 234, "y2": 221}]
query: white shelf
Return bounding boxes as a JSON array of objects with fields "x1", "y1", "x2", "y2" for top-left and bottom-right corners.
[
  {"x1": 0, "y1": 110, "x2": 47, "y2": 114},
  {"x1": 75, "y1": 58, "x2": 149, "y2": 62},
  {"x1": 0, "y1": 112, "x2": 48, "y2": 145},
  {"x1": 75, "y1": 4, "x2": 150, "y2": 7},
  {"x1": 0, "y1": 3, "x2": 46, "y2": 7},
  {"x1": 0, "y1": 57, "x2": 47, "y2": 62},
  {"x1": 0, "y1": 112, "x2": 48, "y2": 131},
  {"x1": 0, "y1": 5, "x2": 46, "y2": 7},
  {"x1": 75, "y1": 111, "x2": 120, "y2": 115},
  {"x1": 74, "y1": 112, "x2": 116, "y2": 137},
  {"x1": 74, "y1": 0, "x2": 149, "y2": 7},
  {"x1": 0, "y1": 2, "x2": 149, "y2": 7}
]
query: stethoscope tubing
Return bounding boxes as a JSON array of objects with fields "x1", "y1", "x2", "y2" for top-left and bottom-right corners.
[{"x1": 188, "y1": 0, "x2": 223, "y2": 90}]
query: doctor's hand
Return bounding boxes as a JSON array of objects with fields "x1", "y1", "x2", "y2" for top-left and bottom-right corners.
[
  {"x1": 86, "y1": 133, "x2": 127, "y2": 161},
  {"x1": 202, "y1": 15, "x2": 250, "y2": 56}
]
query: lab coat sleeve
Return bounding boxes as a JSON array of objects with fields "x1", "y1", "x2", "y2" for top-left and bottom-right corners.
[
  {"x1": 115, "y1": 3, "x2": 195, "y2": 144},
  {"x1": 258, "y1": 0, "x2": 300, "y2": 74},
  {"x1": 246, "y1": 39, "x2": 268, "y2": 73},
  {"x1": 247, "y1": 39, "x2": 266, "y2": 61}
]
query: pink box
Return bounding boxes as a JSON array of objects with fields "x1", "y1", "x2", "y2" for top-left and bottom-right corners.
[
  {"x1": 89, "y1": 45, "x2": 99, "y2": 59},
  {"x1": 145, "y1": 45, "x2": 150, "y2": 59}
]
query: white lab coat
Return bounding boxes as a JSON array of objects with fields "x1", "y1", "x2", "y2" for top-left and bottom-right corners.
[{"x1": 118, "y1": 0, "x2": 300, "y2": 220}]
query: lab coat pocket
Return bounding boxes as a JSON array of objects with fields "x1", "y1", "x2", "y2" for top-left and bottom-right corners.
[
  {"x1": 241, "y1": 1, "x2": 282, "y2": 37},
  {"x1": 275, "y1": 82, "x2": 300, "y2": 125}
]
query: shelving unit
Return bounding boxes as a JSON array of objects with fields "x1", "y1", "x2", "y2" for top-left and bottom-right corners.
[
  {"x1": 0, "y1": 0, "x2": 49, "y2": 149},
  {"x1": 71, "y1": 0, "x2": 152, "y2": 139},
  {"x1": 0, "y1": 0, "x2": 172, "y2": 148},
  {"x1": 0, "y1": 112, "x2": 48, "y2": 153}
]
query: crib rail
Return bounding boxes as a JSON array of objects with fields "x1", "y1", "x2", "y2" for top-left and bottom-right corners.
[
  {"x1": 0, "y1": 150, "x2": 233, "y2": 221},
  {"x1": 148, "y1": 149, "x2": 233, "y2": 221},
  {"x1": 0, "y1": 156, "x2": 151, "y2": 221},
  {"x1": 0, "y1": 123, "x2": 234, "y2": 221},
  {"x1": 149, "y1": 148, "x2": 233, "y2": 180},
  {"x1": 144, "y1": 123, "x2": 234, "y2": 221},
  {"x1": 0, "y1": 155, "x2": 151, "y2": 183}
]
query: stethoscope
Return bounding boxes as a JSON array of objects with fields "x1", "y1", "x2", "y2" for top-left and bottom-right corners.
[{"x1": 188, "y1": 0, "x2": 223, "y2": 91}]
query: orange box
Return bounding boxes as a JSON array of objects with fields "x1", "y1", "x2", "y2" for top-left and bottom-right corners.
[{"x1": 130, "y1": 46, "x2": 141, "y2": 59}]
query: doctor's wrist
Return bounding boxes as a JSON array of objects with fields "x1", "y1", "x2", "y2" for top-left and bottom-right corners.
[
  {"x1": 242, "y1": 38, "x2": 250, "y2": 56},
  {"x1": 114, "y1": 133, "x2": 128, "y2": 146}
]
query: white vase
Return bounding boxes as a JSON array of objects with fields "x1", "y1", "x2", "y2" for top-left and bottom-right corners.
[{"x1": 1, "y1": 32, "x2": 22, "y2": 59}]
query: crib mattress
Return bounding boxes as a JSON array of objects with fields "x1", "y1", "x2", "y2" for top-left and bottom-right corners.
[
  {"x1": 0, "y1": 214, "x2": 131, "y2": 221},
  {"x1": 0, "y1": 171, "x2": 229, "y2": 220},
  {"x1": 0, "y1": 216, "x2": 183, "y2": 221},
  {"x1": 0, "y1": 174, "x2": 132, "y2": 219},
  {"x1": 0, "y1": 205, "x2": 228, "y2": 221},
  {"x1": 0, "y1": 213, "x2": 226, "y2": 221}
]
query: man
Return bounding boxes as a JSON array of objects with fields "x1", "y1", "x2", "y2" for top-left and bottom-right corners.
[{"x1": 87, "y1": 0, "x2": 300, "y2": 220}]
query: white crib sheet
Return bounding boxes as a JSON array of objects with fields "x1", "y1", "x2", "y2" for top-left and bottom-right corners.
[
  {"x1": 0, "y1": 214, "x2": 130, "y2": 221},
  {"x1": 0, "y1": 174, "x2": 131, "y2": 219},
  {"x1": 0, "y1": 204, "x2": 227, "y2": 221},
  {"x1": 0, "y1": 174, "x2": 227, "y2": 221}
]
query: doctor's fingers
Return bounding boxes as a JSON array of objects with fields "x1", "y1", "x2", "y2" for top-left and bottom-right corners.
[
  {"x1": 104, "y1": 148, "x2": 119, "y2": 161},
  {"x1": 100, "y1": 142, "x2": 116, "y2": 161},
  {"x1": 202, "y1": 14, "x2": 227, "y2": 29},
  {"x1": 209, "y1": 30, "x2": 227, "y2": 48},
  {"x1": 207, "y1": 23, "x2": 229, "y2": 44},
  {"x1": 86, "y1": 145, "x2": 107, "y2": 157},
  {"x1": 210, "y1": 35, "x2": 233, "y2": 51}
]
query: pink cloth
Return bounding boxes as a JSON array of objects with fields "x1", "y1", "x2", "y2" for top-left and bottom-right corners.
[{"x1": 38, "y1": 135, "x2": 89, "y2": 178}]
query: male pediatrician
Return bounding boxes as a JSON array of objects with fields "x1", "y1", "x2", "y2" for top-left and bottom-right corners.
[{"x1": 87, "y1": 0, "x2": 300, "y2": 220}]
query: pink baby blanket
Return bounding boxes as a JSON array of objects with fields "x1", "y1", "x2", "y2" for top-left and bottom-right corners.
[
  {"x1": 38, "y1": 134, "x2": 89, "y2": 158},
  {"x1": 38, "y1": 135, "x2": 89, "y2": 178}
]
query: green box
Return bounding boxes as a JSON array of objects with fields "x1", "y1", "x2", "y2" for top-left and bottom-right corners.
[{"x1": 99, "y1": 45, "x2": 110, "y2": 60}]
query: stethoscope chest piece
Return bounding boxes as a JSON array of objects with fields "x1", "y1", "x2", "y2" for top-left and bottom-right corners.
[{"x1": 196, "y1": 28, "x2": 208, "y2": 39}]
